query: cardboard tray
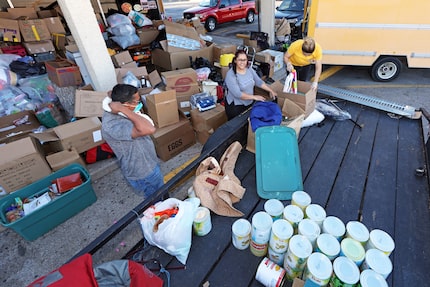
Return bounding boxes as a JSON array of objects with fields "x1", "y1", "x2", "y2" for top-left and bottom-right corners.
[
  {"x1": 255, "y1": 126, "x2": 303, "y2": 200},
  {"x1": 0, "y1": 163, "x2": 96, "y2": 241}
]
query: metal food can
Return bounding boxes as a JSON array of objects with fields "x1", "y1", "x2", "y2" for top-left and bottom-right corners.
[
  {"x1": 298, "y1": 218, "x2": 321, "y2": 248},
  {"x1": 269, "y1": 219, "x2": 293, "y2": 254},
  {"x1": 315, "y1": 233, "x2": 340, "y2": 261},
  {"x1": 283, "y1": 204, "x2": 304, "y2": 233},
  {"x1": 366, "y1": 229, "x2": 395, "y2": 256},
  {"x1": 322, "y1": 216, "x2": 346, "y2": 241},
  {"x1": 330, "y1": 256, "x2": 360, "y2": 287},
  {"x1": 255, "y1": 257, "x2": 287, "y2": 287},
  {"x1": 361, "y1": 248, "x2": 392, "y2": 279},
  {"x1": 303, "y1": 252, "x2": 333, "y2": 286},
  {"x1": 359, "y1": 269, "x2": 389, "y2": 287},
  {"x1": 193, "y1": 206, "x2": 212, "y2": 236},
  {"x1": 340, "y1": 238, "x2": 365, "y2": 266},
  {"x1": 291, "y1": 191, "x2": 312, "y2": 212},
  {"x1": 283, "y1": 234, "x2": 313, "y2": 280},
  {"x1": 232, "y1": 218, "x2": 251, "y2": 250},
  {"x1": 251, "y1": 212, "x2": 273, "y2": 257},
  {"x1": 346, "y1": 221, "x2": 369, "y2": 246},
  {"x1": 305, "y1": 204, "x2": 327, "y2": 228}
]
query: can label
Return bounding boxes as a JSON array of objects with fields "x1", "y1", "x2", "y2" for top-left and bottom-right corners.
[
  {"x1": 251, "y1": 240, "x2": 268, "y2": 257},
  {"x1": 304, "y1": 266, "x2": 330, "y2": 286},
  {"x1": 329, "y1": 272, "x2": 356, "y2": 287}
]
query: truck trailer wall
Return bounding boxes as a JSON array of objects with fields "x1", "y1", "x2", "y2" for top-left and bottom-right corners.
[{"x1": 306, "y1": 0, "x2": 430, "y2": 68}]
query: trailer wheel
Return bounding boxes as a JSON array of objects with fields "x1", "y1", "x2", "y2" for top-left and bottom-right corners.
[
  {"x1": 205, "y1": 17, "x2": 217, "y2": 32},
  {"x1": 370, "y1": 57, "x2": 402, "y2": 82}
]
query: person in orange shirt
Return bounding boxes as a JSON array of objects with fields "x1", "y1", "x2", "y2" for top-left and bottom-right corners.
[{"x1": 284, "y1": 37, "x2": 323, "y2": 91}]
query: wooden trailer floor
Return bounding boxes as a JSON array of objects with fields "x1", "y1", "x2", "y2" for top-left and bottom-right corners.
[{"x1": 77, "y1": 100, "x2": 430, "y2": 287}]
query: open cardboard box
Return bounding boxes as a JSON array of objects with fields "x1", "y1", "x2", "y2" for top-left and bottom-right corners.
[{"x1": 246, "y1": 98, "x2": 305, "y2": 153}]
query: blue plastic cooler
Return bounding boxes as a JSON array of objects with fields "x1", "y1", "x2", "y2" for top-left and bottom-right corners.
[{"x1": 255, "y1": 126, "x2": 303, "y2": 200}]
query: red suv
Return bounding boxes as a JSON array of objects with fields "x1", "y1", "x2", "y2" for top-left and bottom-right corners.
[{"x1": 183, "y1": 0, "x2": 257, "y2": 32}]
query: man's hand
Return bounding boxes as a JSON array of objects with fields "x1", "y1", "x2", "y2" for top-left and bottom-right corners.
[
  {"x1": 109, "y1": 101, "x2": 125, "y2": 114},
  {"x1": 286, "y1": 62, "x2": 294, "y2": 72}
]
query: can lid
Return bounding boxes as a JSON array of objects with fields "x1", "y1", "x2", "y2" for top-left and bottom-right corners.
[
  {"x1": 298, "y1": 219, "x2": 321, "y2": 238},
  {"x1": 264, "y1": 199, "x2": 284, "y2": 217},
  {"x1": 289, "y1": 235, "x2": 313, "y2": 258},
  {"x1": 346, "y1": 221, "x2": 369, "y2": 242},
  {"x1": 369, "y1": 229, "x2": 395, "y2": 253},
  {"x1": 305, "y1": 204, "x2": 326, "y2": 222},
  {"x1": 232, "y1": 218, "x2": 251, "y2": 236},
  {"x1": 292, "y1": 191, "x2": 311, "y2": 206},
  {"x1": 317, "y1": 233, "x2": 340, "y2": 257},
  {"x1": 365, "y1": 249, "x2": 392, "y2": 275},
  {"x1": 283, "y1": 204, "x2": 304, "y2": 222},
  {"x1": 272, "y1": 219, "x2": 293, "y2": 239},
  {"x1": 323, "y1": 216, "x2": 345, "y2": 238},
  {"x1": 341, "y1": 238, "x2": 365, "y2": 262},
  {"x1": 252, "y1": 211, "x2": 273, "y2": 231},
  {"x1": 307, "y1": 252, "x2": 333, "y2": 280},
  {"x1": 333, "y1": 256, "x2": 360, "y2": 284},
  {"x1": 360, "y1": 269, "x2": 388, "y2": 287}
]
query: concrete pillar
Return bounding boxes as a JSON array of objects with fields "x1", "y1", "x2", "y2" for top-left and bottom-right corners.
[
  {"x1": 57, "y1": 0, "x2": 116, "y2": 91},
  {"x1": 259, "y1": 0, "x2": 275, "y2": 46}
]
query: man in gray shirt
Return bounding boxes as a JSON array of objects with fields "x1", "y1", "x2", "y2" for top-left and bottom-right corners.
[{"x1": 102, "y1": 84, "x2": 163, "y2": 197}]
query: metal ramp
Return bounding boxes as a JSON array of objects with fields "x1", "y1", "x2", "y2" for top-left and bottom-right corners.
[{"x1": 317, "y1": 83, "x2": 420, "y2": 119}]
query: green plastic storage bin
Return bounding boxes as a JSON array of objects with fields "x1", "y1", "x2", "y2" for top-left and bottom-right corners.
[
  {"x1": 0, "y1": 163, "x2": 96, "y2": 241},
  {"x1": 255, "y1": 125, "x2": 303, "y2": 200}
]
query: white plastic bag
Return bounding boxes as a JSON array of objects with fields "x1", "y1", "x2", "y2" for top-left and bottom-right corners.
[{"x1": 140, "y1": 198, "x2": 197, "y2": 264}]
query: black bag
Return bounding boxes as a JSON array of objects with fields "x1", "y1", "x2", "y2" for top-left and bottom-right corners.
[{"x1": 9, "y1": 60, "x2": 46, "y2": 78}]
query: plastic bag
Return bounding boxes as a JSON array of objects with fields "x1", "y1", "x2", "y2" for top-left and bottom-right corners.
[
  {"x1": 315, "y1": 99, "x2": 351, "y2": 121},
  {"x1": 111, "y1": 34, "x2": 140, "y2": 49},
  {"x1": 140, "y1": 198, "x2": 197, "y2": 265}
]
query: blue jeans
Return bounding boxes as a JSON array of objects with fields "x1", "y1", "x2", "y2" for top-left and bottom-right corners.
[{"x1": 128, "y1": 165, "x2": 164, "y2": 198}]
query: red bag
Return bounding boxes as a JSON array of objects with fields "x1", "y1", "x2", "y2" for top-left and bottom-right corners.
[{"x1": 84, "y1": 143, "x2": 115, "y2": 164}]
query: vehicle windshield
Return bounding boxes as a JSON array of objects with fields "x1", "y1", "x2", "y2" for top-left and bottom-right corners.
[
  {"x1": 199, "y1": 0, "x2": 218, "y2": 7},
  {"x1": 278, "y1": 0, "x2": 304, "y2": 11}
]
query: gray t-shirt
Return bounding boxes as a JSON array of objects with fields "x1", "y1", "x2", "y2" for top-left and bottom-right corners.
[
  {"x1": 101, "y1": 111, "x2": 159, "y2": 181},
  {"x1": 225, "y1": 67, "x2": 264, "y2": 106}
]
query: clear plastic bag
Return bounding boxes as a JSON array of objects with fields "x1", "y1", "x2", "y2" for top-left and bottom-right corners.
[{"x1": 315, "y1": 99, "x2": 351, "y2": 121}]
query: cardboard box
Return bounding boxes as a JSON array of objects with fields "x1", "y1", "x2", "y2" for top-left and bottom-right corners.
[
  {"x1": 42, "y1": 17, "x2": 66, "y2": 34},
  {"x1": 45, "y1": 60, "x2": 83, "y2": 87},
  {"x1": 176, "y1": 94, "x2": 193, "y2": 114},
  {"x1": 190, "y1": 104, "x2": 227, "y2": 144},
  {"x1": 151, "y1": 113, "x2": 196, "y2": 161},
  {"x1": 163, "y1": 21, "x2": 202, "y2": 52},
  {"x1": 52, "y1": 117, "x2": 104, "y2": 153},
  {"x1": 0, "y1": 110, "x2": 41, "y2": 143},
  {"x1": 145, "y1": 90, "x2": 179, "y2": 128},
  {"x1": 65, "y1": 45, "x2": 92, "y2": 86},
  {"x1": 0, "y1": 137, "x2": 51, "y2": 193},
  {"x1": 161, "y1": 68, "x2": 197, "y2": 87},
  {"x1": 74, "y1": 85, "x2": 108, "y2": 117},
  {"x1": 116, "y1": 66, "x2": 148, "y2": 85},
  {"x1": 256, "y1": 80, "x2": 316, "y2": 118},
  {"x1": 167, "y1": 83, "x2": 201, "y2": 98},
  {"x1": 0, "y1": 18, "x2": 21, "y2": 42},
  {"x1": 260, "y1": 49, "x2": 285, "y2": 72},
  {"x1": 37, "y1": 9, "x2": 59, "y2": 19},
  {"x1": 136, "y1": 26, "x2": 160, "y2": 46},
  {"x1": 46, "y1": 148, "x2": 86, "y2": 171},
  {"x1": 152, "y1": 41, "x2": 214, "y2": 71},
  {"x1": 7, "y1": 7, "x2": 38, "y2": 19},
  {"x1": 18, "y1": 19, "x2": 51, "y2": 42},
  {"x1": 213, "y1": 43, "x2": 237, "y2": 62},
  {"x1": 23, "y1": 40, "x2": 55, "y2": 55},
  {"x1": 246, "y1": 99, "x2": 305, "y2": 153},
  {"x1": 111, "y1": 50, "x2": 133, "y2": 68}
]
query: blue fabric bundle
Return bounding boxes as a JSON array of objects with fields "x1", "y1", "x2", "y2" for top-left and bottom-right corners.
[{"x1": 250, "y1": 101, "x2": 282, "y2": 132}]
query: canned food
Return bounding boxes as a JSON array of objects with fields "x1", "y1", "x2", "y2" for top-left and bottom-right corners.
[
  {"x1": 346, "y1": 221, "x2": 369, "y2": 246},
  {"x1": 366, "y1": 229, "x2": 395, "y2": 256},
  {"x1": 284, "y1": 235, "x2": 313, "y2": 280},
  {"x1": 304, "y1": 252, "x2": 333, "y2": 286},
  {"x1": 315, "y1": 233, "x2": 340, "y2": 261},
  {"x1": 283, "y1": 204, "x2": 304, "y2": 233},
  {"x1": 330, "y1": 256, "x2": 360, "y2": 286},
  {"x1": 269, "y1": 219, "x2": 293, "y2": 253},
  {"x1": 322, "y1": 216, "x2": 345, "y2": 241},
  {"x1": 359, "y1": 269, "x2": 389, "y2": 287},
  {"x1": 291, "y1": 191, "x2": 311, "y2": 211},
  {"x1": 305, "y1": 204, "x2": 326, "y2": 228},
  {"x1": 361, "y1": 248, "x2": 392, "y2": 279},
  {"x1": 340, "y1": 238, "x2": 365, "y2": 266}
]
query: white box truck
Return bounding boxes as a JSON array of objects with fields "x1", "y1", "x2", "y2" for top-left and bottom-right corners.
[{"x1": 303, "y1": 0, "x2": 430, "y2": 81}]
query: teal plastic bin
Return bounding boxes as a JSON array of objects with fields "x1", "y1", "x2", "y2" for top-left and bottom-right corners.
[
  {"x1": 255, "y1": 126, "x2": 303, "y2": 200},
  {"x1": 0, "y1": 163, "x2": 96, "y2": 241}
]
